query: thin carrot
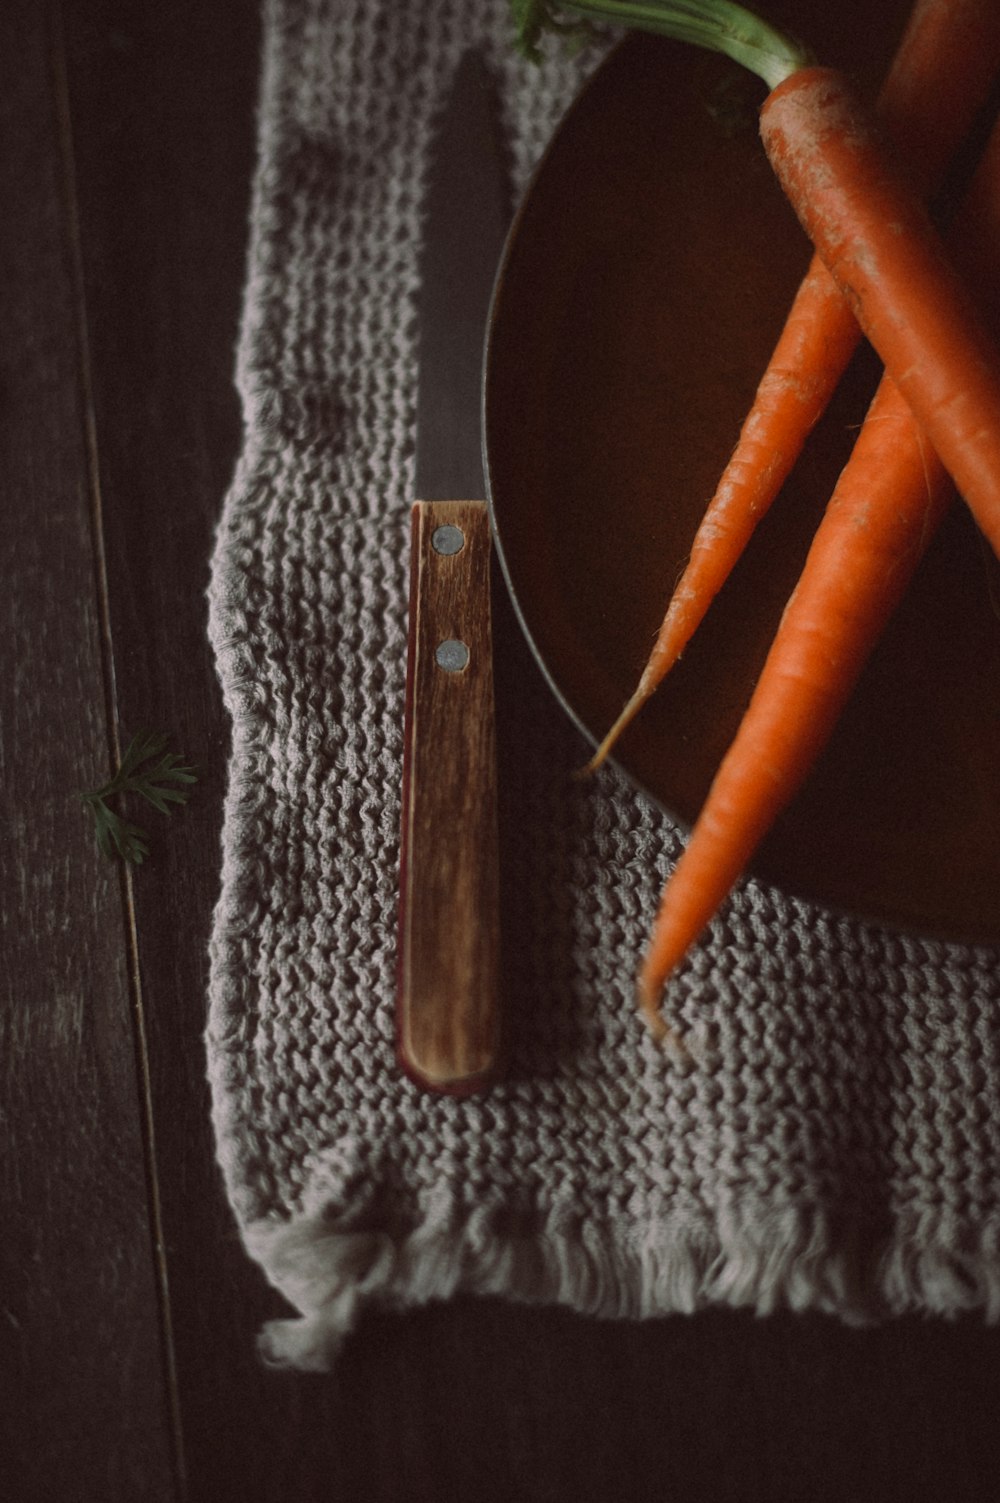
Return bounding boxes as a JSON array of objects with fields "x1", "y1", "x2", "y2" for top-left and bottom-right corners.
[
  {"x1": 757, "y1": 62, "x2": 1000, "y2": 558},
  {"x1": 637, "y1": 108, "x2": 1000, "y2": 1039},
  {"x1": 583, "y1": 0, "x2": 1000, "y2": 775},
  {"x1": 638, "y1": 385, "x2": 951, "y2": 1037}
]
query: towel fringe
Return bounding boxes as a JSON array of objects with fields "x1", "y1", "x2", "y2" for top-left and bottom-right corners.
[{"x1": 244, "y1": 1195, "x2": 1000, "y2": 1372}]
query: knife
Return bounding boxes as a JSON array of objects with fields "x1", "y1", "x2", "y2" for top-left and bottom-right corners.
[{"x1": 396, "y1": 50, "x2": 510, "y2": 1094}]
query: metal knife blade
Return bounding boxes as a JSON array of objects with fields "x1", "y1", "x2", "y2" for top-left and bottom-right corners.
[
  {"x1": 414, "y1": 50, "x2": 510, "y2": 499},
  {"x1": 396, "y1": 50, "x2": 510, "y2": 1094}
]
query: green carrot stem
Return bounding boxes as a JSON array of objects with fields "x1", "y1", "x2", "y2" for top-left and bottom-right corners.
[{"x1": 512, "y1": 0, "x2": 813, "y2": 89}]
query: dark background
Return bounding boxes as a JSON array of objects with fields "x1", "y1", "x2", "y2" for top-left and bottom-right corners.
[{"x1": 3, "y1": 3, "x2": 1000, "y2": 1500}]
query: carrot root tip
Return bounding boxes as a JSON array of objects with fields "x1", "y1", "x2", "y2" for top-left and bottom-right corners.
[
  {"x1": 638, "y1": 985, "x2": 694, "y2": 1064},
  {"x1": 641, "y1": 1004, "x2": 668, "y2": 1044},
  {"x1": 578, "y1": 687, "x2": 654, "y2": 778}
]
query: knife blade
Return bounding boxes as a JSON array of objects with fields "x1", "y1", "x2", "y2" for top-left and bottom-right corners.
[{"x1": 396, "y1": 50, "x2": 510, "y2": 1094}]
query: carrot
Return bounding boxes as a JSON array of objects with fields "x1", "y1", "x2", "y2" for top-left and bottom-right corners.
[
  {"x1": 583, "y1": 0, "x2": 1000, "y2": 775},
  {"x1": 637, "y1": 108, "x2": 1000, "y2": 1040},
  {"x1": 638, "y1": 382, "x2": 952, "y2": 1037},
  {"x1": 512, "y1": 2, "x2": 1000, "y2": 1031},
  {"x1": 758, "y1": 65, "x2": 1000, "y2": 550},
  {"x1": 515, "y1": 5, "x2": 1000, "y2": 540}
]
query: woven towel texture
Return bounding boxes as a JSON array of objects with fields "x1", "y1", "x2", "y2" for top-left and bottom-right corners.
[{"x1": 207, "y1": 0, "x2": 1000, "y2": 1371}]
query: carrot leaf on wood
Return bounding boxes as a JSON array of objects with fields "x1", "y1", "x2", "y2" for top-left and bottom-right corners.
[{"x1": 80, "y1": 729, "x2": 197, "y2": 865}]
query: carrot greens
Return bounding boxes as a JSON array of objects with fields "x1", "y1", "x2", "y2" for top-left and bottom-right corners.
[
  {"x1": 513, "y1": 1, "x2": 812, "y2": 87},
  {"x1": 80, "y1": 729, "x2": 197, "y2": 865}
]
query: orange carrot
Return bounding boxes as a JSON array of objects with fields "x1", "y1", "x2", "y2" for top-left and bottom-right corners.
[
  {"x1": 638, "y1": 109, "x2": 1000, "y2": 1040},
  {"x1": 584, "y1": 0, "x2": 1000, "y2": 775},
  {"x1": 759, "y1": 64, "x2": 1000, "y2": 558},
  {"x1": 638, "y1": 385, "x2": 952, "y2": 1037},
  {"x1": 517, "y1": 9, "x2": 1000, "y2": 540},
  {"x1": 514, "y1": 2, "x2": 1000, "y2": 1033}
]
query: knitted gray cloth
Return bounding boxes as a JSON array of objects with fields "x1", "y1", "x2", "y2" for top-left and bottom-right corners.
[{"x1": 206, "y1": 0, "x2": 1000, "y2": 1372}]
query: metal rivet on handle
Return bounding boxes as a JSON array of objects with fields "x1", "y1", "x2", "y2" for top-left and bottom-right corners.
[
  {"x1": 436, "y1": 638, "x2": 470, "y2": 672},
  {"x1": 432, "y1": 524, "x2": 465, "y2": 556}
]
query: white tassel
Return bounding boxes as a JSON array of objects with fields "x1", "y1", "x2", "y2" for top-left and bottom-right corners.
[{"x1": 239, "y1": 1194, "x2": 1000, "y2": 1372}]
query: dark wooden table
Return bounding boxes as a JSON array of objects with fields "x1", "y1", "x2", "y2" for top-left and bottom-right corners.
[{"x1": 4, "y1": 3, "x2": 1000, "y2": 1499}]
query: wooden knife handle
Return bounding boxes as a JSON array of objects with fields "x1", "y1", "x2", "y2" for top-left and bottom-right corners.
[{"x1": 396, "y1": 499, "x2": 501, "y2": 1093}]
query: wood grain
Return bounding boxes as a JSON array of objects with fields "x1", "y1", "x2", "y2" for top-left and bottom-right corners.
[
  {"x1": 0, "y1": 4, "x2": 176, "y2": 1497},
  {"x1": 397, "y1": 500, "x2": 501, "y2": 1091},
  {"x1": 54, "y1": 1, "x2": 266, "y2": 1496}
]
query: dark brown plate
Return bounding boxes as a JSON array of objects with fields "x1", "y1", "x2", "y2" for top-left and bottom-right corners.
[{"x1": 484, "y1": 10, "x2": 1000, "y2": 944}]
